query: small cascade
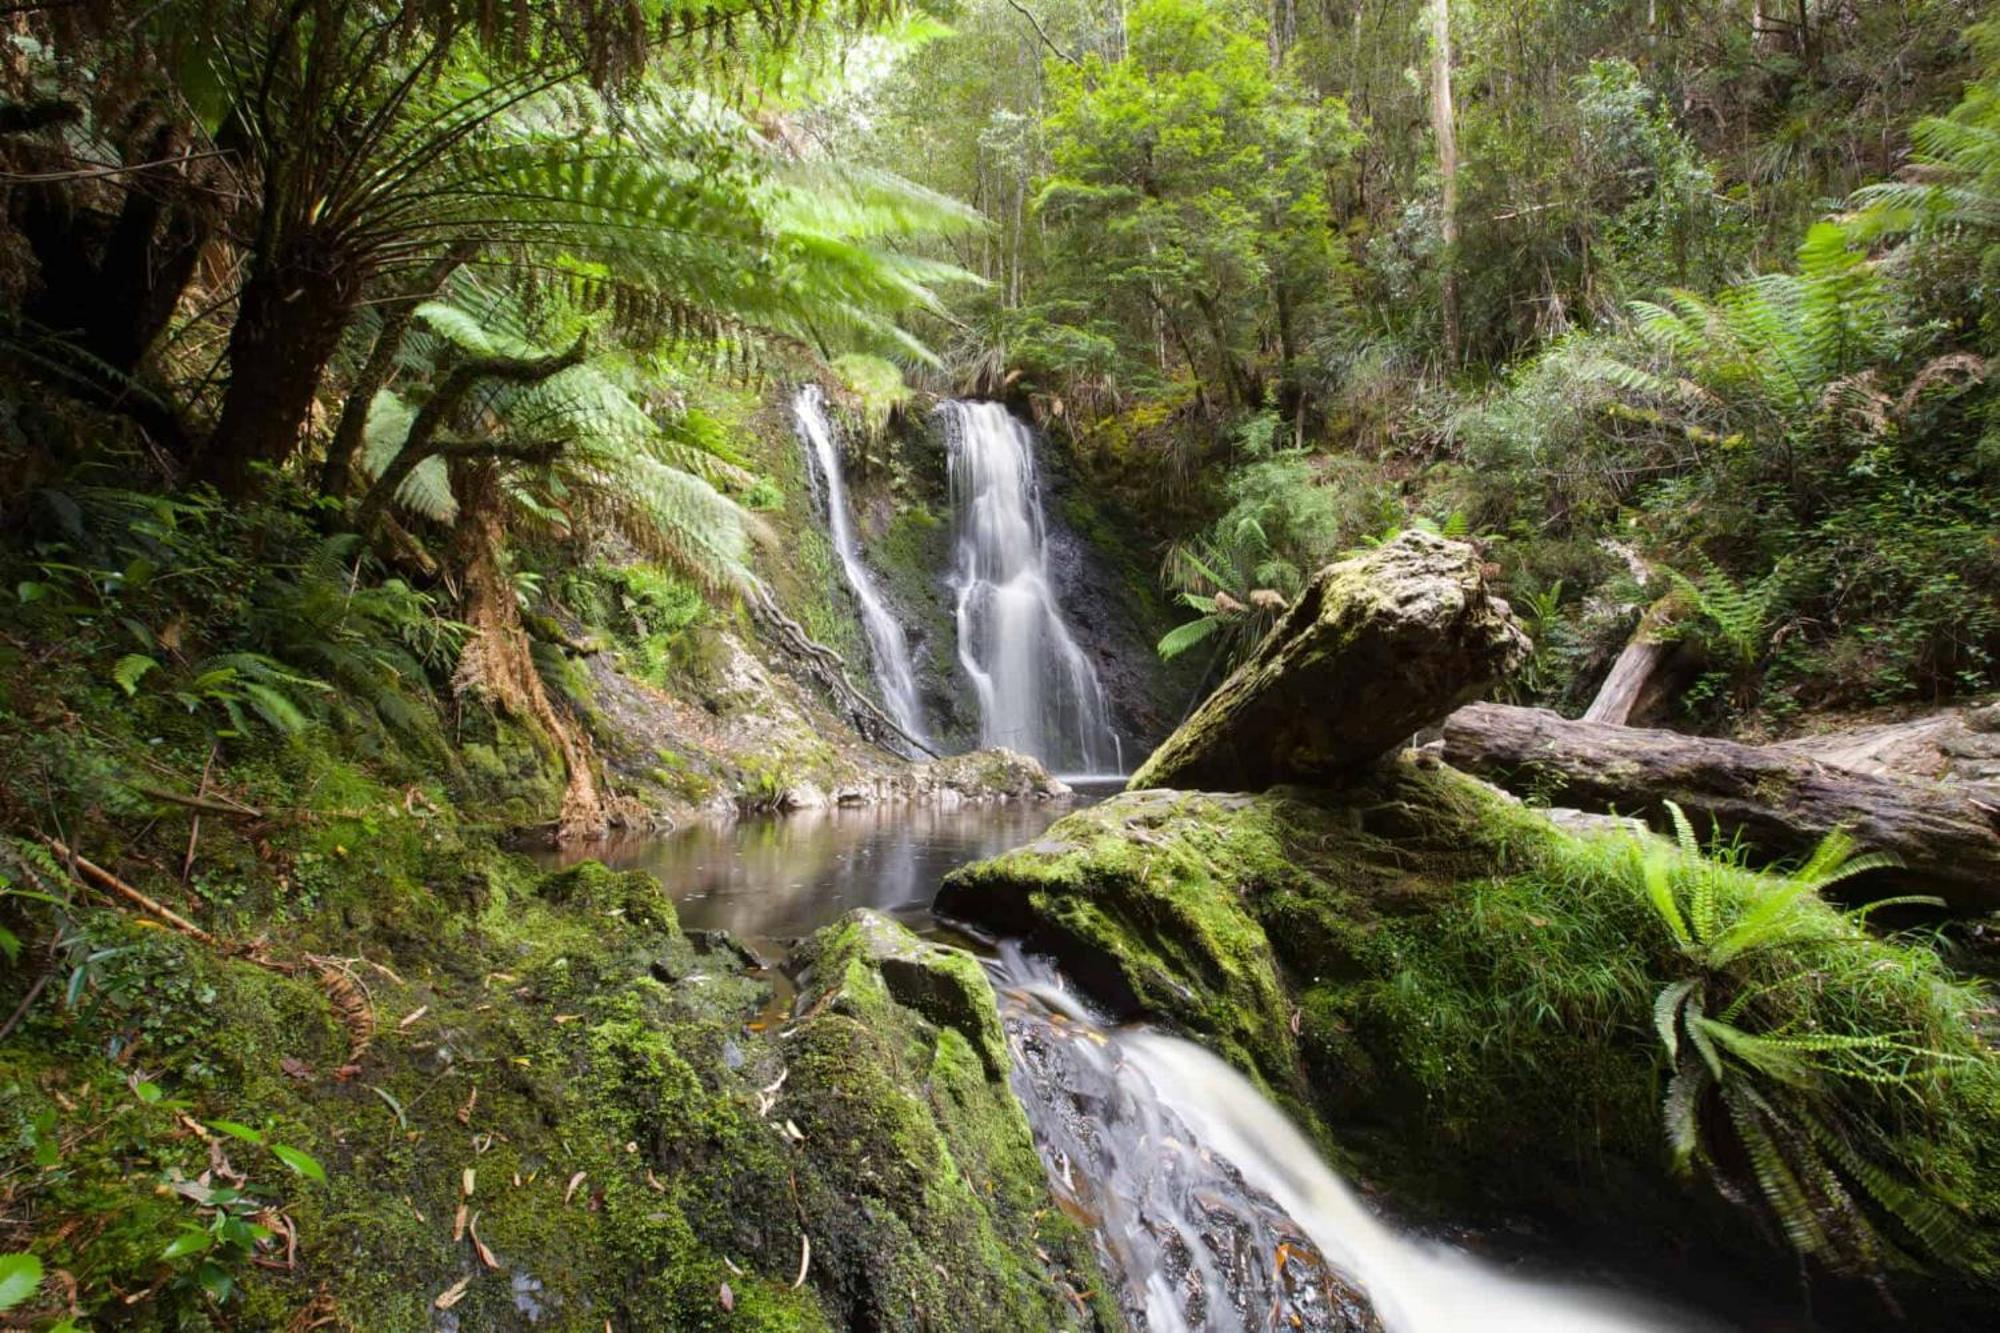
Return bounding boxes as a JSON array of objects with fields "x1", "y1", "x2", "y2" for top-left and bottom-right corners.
[
  {"x1": 992, "y1": 946, "x2": 1700, "y2": 1333},
  {"x1": 942, "y1": 400, "x2": 1122, "y2": 775},
  {"x1": 792, "y1": 385, "x2": 928, "y2": 746}
]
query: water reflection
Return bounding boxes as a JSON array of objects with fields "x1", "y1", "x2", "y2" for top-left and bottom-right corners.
[{"x1": 534, "y1": 784, "x2": 1116, "y2": 958}]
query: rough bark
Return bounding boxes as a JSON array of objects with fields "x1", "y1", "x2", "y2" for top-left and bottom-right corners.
[
  {"x1": 450, "y1": 463, "x2": 607, "y2": 841},
  {"x1": 1129, "y1": 530, "x2": 1529, "y2": 792},
  {"x1": 1440, "y1": 702, "x2": 2000, "y2": 912},
  {"x1": 201, "y1": 228, "x2": 367, "y2": 496}
]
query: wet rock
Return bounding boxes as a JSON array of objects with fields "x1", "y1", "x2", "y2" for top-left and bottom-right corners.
[
  {"x1": 1129, "y1": 530, "x2": 1528, "y2": 792},
  {"x1": 687, "y1": 927, "x2": 768, "y2": 970},
  {"x1": 914, "y1": 746, "x2": 1072, "y2": 803}
]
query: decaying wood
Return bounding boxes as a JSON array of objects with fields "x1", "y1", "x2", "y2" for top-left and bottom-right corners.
[
  {"x1": 41, "y1": 835, "x2": 218, "y2": 944},
  {"x1": 1582, "y1": 596, "x2": 1680, "y2": 727},
  {"x1": 1439, "y1": 702, "x2": 2000, "y2": 912}
]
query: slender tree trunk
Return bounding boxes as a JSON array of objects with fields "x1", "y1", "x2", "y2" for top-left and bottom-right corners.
[
  {"x1": 321, "y1": 244, "x2": 475, "y2": 501},
  {"x1": 1429, "y1": 0, "x2": 1461, "y2": 368},
  {"x1": 450, "y1": 462, "x2": 607, "y2": 841}
]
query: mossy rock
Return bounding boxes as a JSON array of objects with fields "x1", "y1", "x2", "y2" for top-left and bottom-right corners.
[
  {"x1": 783, "y1": 910, "x2": 1111, "y2": 1329},
  {"x1": 939, "y1": 756, "x2": 2000, "y2": 1304}
]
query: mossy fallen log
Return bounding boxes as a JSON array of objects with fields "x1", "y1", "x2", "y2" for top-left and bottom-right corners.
[{"x1": 1440, "y1": 701, "x2": 2000, "y2": 912}]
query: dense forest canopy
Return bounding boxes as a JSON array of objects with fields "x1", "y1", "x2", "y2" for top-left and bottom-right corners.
[
  {"x1": 3, "y1": 0, "x2": 2000, "y2": 1328},
  {"x1": 847, "y1": 0, "x2": 2000, "y2": 726}
]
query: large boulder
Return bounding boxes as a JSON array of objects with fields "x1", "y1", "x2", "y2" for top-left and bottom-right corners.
[{"x1": 1128, "y1": 531, "x2": 1527, "y2": 792}]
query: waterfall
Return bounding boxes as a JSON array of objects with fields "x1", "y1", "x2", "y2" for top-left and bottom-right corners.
[
  {"x1": 792, "y1": 386, "x2": 927, "y2": 745},
  {"x1": 942, "y1": 400, "x2": 1123, "y2": 775}
]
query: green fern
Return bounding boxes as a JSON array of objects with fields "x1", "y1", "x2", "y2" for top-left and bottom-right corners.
[
  {"x1": 1628, "y1": 809, "x2": 1977, "y2": 1275},
  {"x1": 1663, "y1": 550, "x2": 1787, "y2": 674}
]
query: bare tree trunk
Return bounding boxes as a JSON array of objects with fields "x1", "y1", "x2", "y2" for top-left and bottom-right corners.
[
  {"x1": 1581, "y1": 638, "x2": 1675, "y2": 726},
  {"x1": 1429, "y1": 0, "x2": 1461, "y2": 368}
]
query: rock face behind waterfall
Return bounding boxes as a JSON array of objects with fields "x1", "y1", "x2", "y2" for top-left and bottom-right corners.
[{"x1": 1129, "y1": 531, "x2": 1529, "y2": 792}]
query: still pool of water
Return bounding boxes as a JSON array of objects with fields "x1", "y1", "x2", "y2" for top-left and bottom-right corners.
[{"x1": 533, "y1": 782, "x2": 1121, "y2": 958}]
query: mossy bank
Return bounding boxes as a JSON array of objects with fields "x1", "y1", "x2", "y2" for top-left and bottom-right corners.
[{"x1": 0, "y1": 807, "x2": 1108, "y2": 1329}]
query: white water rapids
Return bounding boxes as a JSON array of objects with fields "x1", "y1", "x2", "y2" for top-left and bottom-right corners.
[
  {"x1": 994, "y1": 947, "x2": 1708, "y2": 1333},
  {"x1": 792, "y1": 385, "x2": 928, "y2": 745},
  {"x1": 943, "y1": 399, "x2": 1123, "y2": 774}
]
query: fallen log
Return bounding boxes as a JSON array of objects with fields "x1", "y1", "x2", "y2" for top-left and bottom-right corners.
[
  {"x1": 1130, "y1": 531, "x2": 1528, "y2": 792},
  {"x1": 1439, "y1": 702, "x2": 2000, "y2": 912}
]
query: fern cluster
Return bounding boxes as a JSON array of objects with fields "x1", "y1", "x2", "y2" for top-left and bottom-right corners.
[{"x1": 1632, "y1": 805, "x2": 1985, "y2": 1278}]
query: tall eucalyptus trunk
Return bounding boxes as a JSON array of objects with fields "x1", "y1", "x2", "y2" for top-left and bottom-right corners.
[{"x1": 1429, "y1": 0, "x2": 1461, "y2": 369}]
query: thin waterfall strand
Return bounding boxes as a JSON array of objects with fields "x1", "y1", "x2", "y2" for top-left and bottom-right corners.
[
  {"x1": 943, "y1": 400, "x2": 1121, "y2": 774},
  {"x1": 793, "y1": 386, "x2": 928, "y2": 745}
]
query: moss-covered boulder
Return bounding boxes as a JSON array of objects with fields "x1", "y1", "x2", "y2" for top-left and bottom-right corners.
[
  {"x1": 1128, "y1": 531, "x2": 1528, "y2": 792},
  {"x1": 784, "y1": 911, "x2": 1110, "y2": 1328},
  {"x1": 939, "y1": 758, "x2": 2000, "y2": 1306}
]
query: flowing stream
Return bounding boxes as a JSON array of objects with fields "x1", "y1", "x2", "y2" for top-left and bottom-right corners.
[
  {"x1": 793, "y1": 385, "x2": 928, "y2": 745},
  {"x1": 943, "y1": 399, "x2": 1123, "y2": 775},
  {"x1": 993, "y1": 948, "x2": 1708, "y2": 1333},
  {"x1": 551, "y1": 800, "x2": 1725, "y2": 1332}
]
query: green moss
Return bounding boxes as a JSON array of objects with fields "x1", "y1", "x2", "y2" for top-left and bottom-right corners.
[{"x1": 782, "y1": 910, "x2": 1107, "y2": 1330}]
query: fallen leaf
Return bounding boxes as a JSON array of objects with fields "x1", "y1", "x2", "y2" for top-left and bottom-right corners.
[
  {"x1": 456, "y1": 1085, "x2": 478, "y2": 1126},
  {"x1": 398, "y1": 1005, "x2": 429, "y2": 1030},
  {"x1": 719, "y1": 1282, "x2": 734, "y2": 1312},
  {"x1": 280, "y1": 1057, "x2": 313, "y2": 1081},
  {"x1": 645, "y1": 1170, "x2": 665, "y2": 1194},
  {"x1": 433, "y1": 1277, "x2": 470, "y2": 1310},
  {"x1": 468, "y1": 1212, "x2": 502, "y2": 1270},
  {"x1": 461, "y1": 1167, "x2": 475, "y2": 1198},
  {"x1": 564, "y1": 1171, "x2": 587, "y2": 1206},
  {"x1": 453, "y1": 1202, "x2": 468, "y2": 1243},
  {"x1": 553, "y1": 1013, "x2": 582, "y2": 1025},
  {"x1": 793, "y1": 1232, "x2": 811, "y2": 1289}
]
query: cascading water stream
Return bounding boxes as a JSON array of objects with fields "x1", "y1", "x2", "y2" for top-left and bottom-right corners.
[
  {"x1": 942, "y1": 400, "x2": 1123, "y2": 776},
  {"x1": 792, "y1": 385, "x2": 928, "y2": 746},
  {"x1": 991, "y1": 945, "x2": 1705, "y2": 1333}
]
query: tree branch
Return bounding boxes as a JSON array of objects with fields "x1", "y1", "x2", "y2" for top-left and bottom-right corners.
[
  {"x1": 1002, "y1": 0, "x2": 1082, "y2": 70},
  {"x1": 354, "y1": 336, "x2": 587, "y2": 535}
]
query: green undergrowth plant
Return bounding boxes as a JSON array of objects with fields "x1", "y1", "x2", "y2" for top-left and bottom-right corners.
[{"x1": 1633, "y1": 804, "x2": 1982, "y2": 1278}]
